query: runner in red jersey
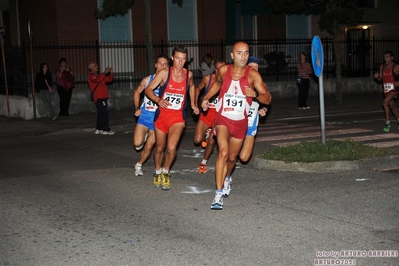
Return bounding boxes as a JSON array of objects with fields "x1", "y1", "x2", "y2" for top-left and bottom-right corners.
[
  {"x1": 201, "y1": 41, "x2": 272, "y2": 210},
  {"x1": 374, "y1": 51, "x2": 399, "y2": 132},
  {"x1": 145, "y1": 46, "x2": 199, "y2": 190},
  {"x1": 194, "y1": 60, "x2": 226, "y2": 174}
]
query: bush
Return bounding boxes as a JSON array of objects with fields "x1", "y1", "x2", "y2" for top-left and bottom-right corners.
[{"x1": 262, "y1": 139, "x2": 395, "y2": 163}]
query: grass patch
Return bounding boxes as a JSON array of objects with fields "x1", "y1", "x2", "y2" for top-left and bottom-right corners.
[{"x1": 262, "y1": 139, "x2": 395, "y2": 163}]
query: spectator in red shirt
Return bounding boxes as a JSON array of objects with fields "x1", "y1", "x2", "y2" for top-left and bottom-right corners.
[
  {"x1": 56, "y1": 58, "x2": 75, "y2": 117},
  {"x1": 87, "y1": 62, "x2": 115, "y2": 135}
]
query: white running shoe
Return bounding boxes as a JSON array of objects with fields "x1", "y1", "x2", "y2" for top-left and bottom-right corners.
[
  {"x1": 94, "y1": 129, "x2": 103, "y2": 134},
  {"x1": 222, "y1": 176, "x2": 232, "y2": 198},
  {"x1": 134, "y1": 163, "x2": 143, "y2": 176},
  {"x1": 102, "y1": 130, "x2": 115, "y2": 135},
  {"x1": 211, "y1": 191, "x2": 224, "y2": 210}
]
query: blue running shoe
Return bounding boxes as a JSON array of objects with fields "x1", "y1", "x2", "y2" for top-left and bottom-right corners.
[{"x1": 211, "y1": 191, "x2": 224, "y2": 210}]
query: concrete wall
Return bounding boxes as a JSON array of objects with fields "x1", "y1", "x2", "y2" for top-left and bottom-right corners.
[
  {"x1": 0, "y1": 89, "x2": 133, "y2": 120},
  {"x1": 0, "y1": 77, "x2": 381, "y2": 120},
  {"x1": 272, "y1": 77, "x2": 380, "y2": 99}
]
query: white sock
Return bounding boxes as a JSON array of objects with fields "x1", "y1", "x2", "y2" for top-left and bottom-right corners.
[{"x1": 201, "y1": 159, "x2": 208, "y2": 165}]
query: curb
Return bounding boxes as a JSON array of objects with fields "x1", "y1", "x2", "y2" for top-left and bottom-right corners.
[{"x1": 253, "y1": 154, "x2": 399, "y2": 173}]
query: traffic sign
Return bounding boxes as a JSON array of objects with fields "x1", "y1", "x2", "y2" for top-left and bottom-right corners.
[
  {"x1": 311, "y1": 35, "x2": 324, "y2": 77},
  {"x1": 0, "y1": 26, "x2": 5, "y2": 36}
]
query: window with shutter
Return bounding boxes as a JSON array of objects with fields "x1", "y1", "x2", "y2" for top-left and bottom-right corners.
[
  {"x1": 286, "y1": 15, "x2": 310, "y2": 39},
  {"x1": 98, "y1": 0, "x2": 132, "y2": 42},
  {"x1": 167, "y1": 0, "x2": 197, "y2": 41}
]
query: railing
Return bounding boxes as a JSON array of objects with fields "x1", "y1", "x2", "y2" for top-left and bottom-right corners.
[{"x1": 1, "y1": 37, "x2": 399, "y2": 97}]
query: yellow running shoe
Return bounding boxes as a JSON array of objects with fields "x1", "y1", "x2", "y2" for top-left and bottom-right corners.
[
  {"x1": 153, "y1": 173, "x2": 161, "y2": 187},
  {"x1": 161, "y1": 173, "x2": 171, "y2": 190}
]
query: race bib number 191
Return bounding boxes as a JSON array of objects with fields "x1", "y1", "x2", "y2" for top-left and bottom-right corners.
[{"x1": 223, "y1": 93, "x2": 244, "y2": 114}]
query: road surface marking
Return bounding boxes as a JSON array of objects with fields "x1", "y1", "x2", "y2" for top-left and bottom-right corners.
[
  {"x1": 368, "y1": 141, "x2": 399, "y2": 148},
  {"x1": 272, "y1": 110, "x2": 381, "y2": 121},
  {"x1": 334, "y1": 133, "x2": 399, "y2": 141},
  {"x1": 181, "y1": 186, "x2": 211, "y2": 194}
]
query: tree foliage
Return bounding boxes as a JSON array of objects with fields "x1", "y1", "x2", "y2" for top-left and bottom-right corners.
[
  {"x1": 317, "y1": 0, "x2": 363, "y2": 35},
  {"x1": 95, "y1": 0, "x2": 135, "y2": 19},
  {"x1": 94, "y1": 0, "x2": 184, "y2": 74},
  {"x1": 263, "y1": 0, "x2": 364, "y2": 105},
  {"x1": 263, "y1": 0, "x2": 363, "y2": 34},
  {"x1": 95, "y1": 0, "x2": 183, "y2": 19}
]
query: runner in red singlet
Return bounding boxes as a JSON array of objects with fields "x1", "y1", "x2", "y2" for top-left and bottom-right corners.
[
  {"x1": 145, "y1": 46, "x2": 199, "y2": 190},
  {"x1": 194, "y1": 60, "x2": 226, "y2": 174},
  {"x1": 201, "y1": 41, "x2": 272, "y2": 210},
  {"x1": 374, "y1": 51, "x2": 399, "y2": 132}
]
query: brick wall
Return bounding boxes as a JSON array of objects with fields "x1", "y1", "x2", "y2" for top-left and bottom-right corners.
[
  {"x1": 257, "y1": 14, "x2": 286, "y2": 39},
  {"x1": 17, "y1": 0, "x2": 58, "y2": 43},
  {"x1": 197, "y1": 0, "x2": 226, "y2": 40},
  {"x1": 54, "y1": 0, "x2": 99, "y2": 41},
  {"x1": 132, "y1": 0, "x2": 168, "y2": 41}
]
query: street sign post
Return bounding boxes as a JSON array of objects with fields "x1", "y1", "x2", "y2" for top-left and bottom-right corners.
[
  {"x1": 0, "y1": 25, "x2": 10, "y2": 118},
  {"x1": 311, "y1": 35, "x2": 326, "y2": 144}
]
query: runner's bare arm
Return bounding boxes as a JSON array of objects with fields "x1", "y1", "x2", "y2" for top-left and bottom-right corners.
[
  {"x1": 201, "y1": 66, "x2": 225, "y2": 111},
  {"x1": 144, "y1": 69, "x2": 167, "y2": 105},
  {"x1": 375, "y1": 65, "x2": 383, "y2": 79},
  {"x1": 189, "y1": 71, "x2": 199, "y2": 115},
  {"x1": 133, "y1": 76, "x2": 149, "y2": 116},
  {"x1": 251, "y1": 70, "x2": 272, "y2": 105},
  {"x1": 394, "y1": 64, "x2": 399, "y2": 76},
  {"x1": 194, "y1": 75, "x2": 209, "y2": 105}
]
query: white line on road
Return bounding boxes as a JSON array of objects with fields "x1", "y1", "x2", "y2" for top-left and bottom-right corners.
[
  {"x1": 255, "y1": 125, "x2": 339, "y2": 136},
  {"x1": 334, "y1": 133, "x2": 399, "y2": 141},
  {"x1": 272, "y1": 110, "x2": 381, "y2": 121},
  {"x1": 368, "y1": 141, "x2": 399, "y2": 148},
  {"x1": 181, "y1": 186, "x2": 211, "y2": 194}
]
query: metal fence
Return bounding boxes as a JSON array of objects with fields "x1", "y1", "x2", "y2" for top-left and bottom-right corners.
[{"x1": 1, "y1": 37, "x2": 399, "y2": 97}]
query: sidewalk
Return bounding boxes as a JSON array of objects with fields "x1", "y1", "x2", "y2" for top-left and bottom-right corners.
[{"x1": 0, "y1": 92, "x2": 386, "y2": 138}]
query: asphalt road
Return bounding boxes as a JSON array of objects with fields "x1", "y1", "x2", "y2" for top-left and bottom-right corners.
[{"x1": 1, "y1": 105, "x2": 398, "y2": 266}]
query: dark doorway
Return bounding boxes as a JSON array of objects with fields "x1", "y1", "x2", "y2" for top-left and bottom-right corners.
[{"x1": 346, "y1": 29, "x2": 371, "y2": 77}]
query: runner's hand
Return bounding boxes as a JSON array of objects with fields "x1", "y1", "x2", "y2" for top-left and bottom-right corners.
[
  {"x1": 158, "y1": 98, "x2": 170, "y2": 108},
  {"x1": 192, "y1": 105, "x2": 199, "y2": 115},
  {"x1": 201, "y1": 99, "x2": 209, "y2": 111},
  {"x1": 258, "y1": 107, "x2": 267, "y2": 117},
  {"x1": 245, "y1": 86, "x2": 257, "y2": 98},
  {"x1": 134, "y1": 108, "x2": 142, "y2": 117}
]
